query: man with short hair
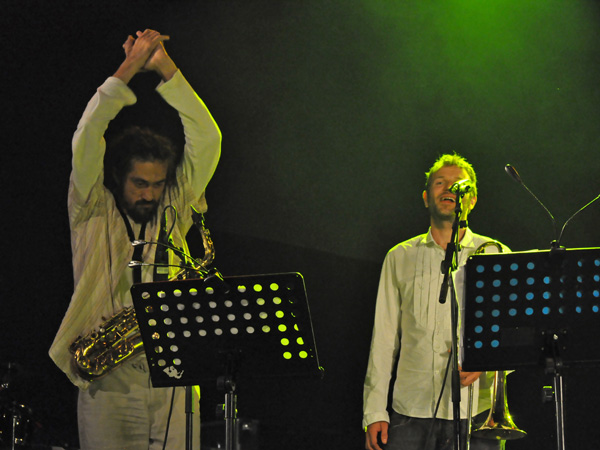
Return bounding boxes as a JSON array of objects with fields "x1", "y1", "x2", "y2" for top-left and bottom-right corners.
[
  {"x1": 49, "y1": 29, "x2": 221, "y2": 450},
  {"x1": 363, "y1": 154, "x2": 506, "y2": 450}
]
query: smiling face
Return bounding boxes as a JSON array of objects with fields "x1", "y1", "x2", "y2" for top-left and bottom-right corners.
[{"x1": 422, "y1": 165, "x2": 477, "y2": 226}]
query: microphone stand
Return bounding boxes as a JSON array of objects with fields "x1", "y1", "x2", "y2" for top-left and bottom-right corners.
[{"x1": 439, "y1": 195, "x2": 465, "y2": 450}]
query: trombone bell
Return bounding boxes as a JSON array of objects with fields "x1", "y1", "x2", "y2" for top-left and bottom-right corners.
[{"x1": 472, "y1": 371, "x2": 527, "y2": 441}]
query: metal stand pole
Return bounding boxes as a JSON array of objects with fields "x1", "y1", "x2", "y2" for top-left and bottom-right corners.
[
  {"x1": 545, "y1": 332, "x2": 566, "y2": 450},
  {"x1": 553, "y1": 371, "x2": 566, "y2": 450},
  {"x1": 185, "y1": 386, "x2": 194, "y2": 450},
  {"x1": 218, "y1": 374, "x2": 238, "y2": 450}
]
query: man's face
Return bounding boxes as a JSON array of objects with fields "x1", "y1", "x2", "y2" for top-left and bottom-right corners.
[
  {"x1": 422, "y1": 165, "x2": 477, "y2": 224},
  {"x1": 120, "y1": 159, "x2": 168, "y2": 224}
]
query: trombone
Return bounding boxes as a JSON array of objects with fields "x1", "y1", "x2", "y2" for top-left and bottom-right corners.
[
  {"x1": 466, "y1": 242, "x2": 527, "y2": 446},
  {"x1": 468, "y1": 371, "x2": 526, "y2": 444}
]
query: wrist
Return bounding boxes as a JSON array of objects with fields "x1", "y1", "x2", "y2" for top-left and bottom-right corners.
[
  {"x1": 113, "y1": 60, "x2": 143, "y2": 84},
  {"x1": 156, "y1": 60, "x2": 178, "y2": 82}
]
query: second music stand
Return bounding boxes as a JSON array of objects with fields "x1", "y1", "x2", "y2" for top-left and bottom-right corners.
[{"x1": 462, "y1": 247, "x2": 600, "y2": 450}]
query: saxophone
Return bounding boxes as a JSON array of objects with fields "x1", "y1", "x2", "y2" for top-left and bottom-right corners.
[{"x1": 69, "y1": 208, "x2": 215, "y2": 382}]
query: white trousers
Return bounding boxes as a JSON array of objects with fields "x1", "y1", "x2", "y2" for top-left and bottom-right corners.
[{"x1": 77, "y1": 356, "x2": 200, "y2": 450}]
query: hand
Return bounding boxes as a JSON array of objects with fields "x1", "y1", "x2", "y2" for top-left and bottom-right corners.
[
  {"x1": 365, "y1": 421, "x2": 388, "y2": 450},
  {"x1": 114, "y1": 29, "x2": 173, "y2": 83},
  {"x1": 460, "y1": 370, "x2": 482, "y2": 386},
  {"x1": 123, "y1": 29, "x2": 168, "y2": 67},
  {"x1": 133, "y1": 30, "x2": 177, "y2": 80}
]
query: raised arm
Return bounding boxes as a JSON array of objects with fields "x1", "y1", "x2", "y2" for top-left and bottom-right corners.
[
  {"x1": 123, "y1": 29, "x2": 221, "y2": 202},
  {"x1": 70, "y1": 30, "x2": 179, "y2": 215},
  {"x1": 122, "y1": 29, "x2": 221, "y2": 199},
  {"x1": 157, "y1": 73, "x2": 221, "y2": 202}
]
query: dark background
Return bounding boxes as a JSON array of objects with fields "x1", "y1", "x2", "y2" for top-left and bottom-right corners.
[{"x1": 2, "y1": 0, "x2": 600, "y2": 449}]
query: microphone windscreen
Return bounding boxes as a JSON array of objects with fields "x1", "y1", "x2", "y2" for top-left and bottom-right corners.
[{"x1": 505, "y1": 164, "x2": 522, "y2": 184}]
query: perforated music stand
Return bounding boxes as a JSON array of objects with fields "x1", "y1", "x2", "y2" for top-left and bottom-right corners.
[
  {"x1": 131, "y1": 272, "x2": 323, "y2": 450},
  {"x1": 462, "y1": 247, "x2": 600, "y2": 450}
]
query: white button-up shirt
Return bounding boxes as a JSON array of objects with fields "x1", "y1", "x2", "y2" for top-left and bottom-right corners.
[{"x1": 363, "y1": 228, "x2": 507, "y2": 428}]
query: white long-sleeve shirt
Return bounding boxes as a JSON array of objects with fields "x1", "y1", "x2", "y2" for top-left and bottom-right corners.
[
  {"x1": 49, "y1": 71, "x2": 221, "y2": 389},
  {"x1": 363, "y1": 228, "x2": 507, "y2": 428}
]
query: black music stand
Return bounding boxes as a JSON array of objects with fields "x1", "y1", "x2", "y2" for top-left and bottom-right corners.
[
  {"x1": 131, "y1": 272, "x2": 323, "y2": 450},
  {"x1": 462, "y1": 247, "x2": 600, "y2": 450}
]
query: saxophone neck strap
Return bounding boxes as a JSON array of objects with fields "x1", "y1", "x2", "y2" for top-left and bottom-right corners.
[{"x1": 116, "y1": 202, "x2": 146, "y2": 284}]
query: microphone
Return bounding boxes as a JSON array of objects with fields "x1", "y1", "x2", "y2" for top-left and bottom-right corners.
[
  {"x1": 449, "y1": 179, "x2": 473, "y2": 195},
  {"x1": 128, "y1": 261, "x2": 181, "y2": 269},
  {"x1": 504, "y1": 164, "x2": 522, "y2": 183},
  {"x1": 556, "y1": 192, "x2": 600, "y2": 247},
  {"x1": 506, "y1": 163, "x2": 600, "y2": 247},
  {"x1": 505, "y1": 164, "x2": 558, "y2": 246}
]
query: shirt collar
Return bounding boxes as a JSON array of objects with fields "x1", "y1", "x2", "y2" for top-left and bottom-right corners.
[{"x1": 420, "y1": 227, "x2": 476, "y2": 249}]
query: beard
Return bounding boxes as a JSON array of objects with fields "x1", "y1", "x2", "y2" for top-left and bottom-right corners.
[
  {"x1": 428, "y1": 202, "x2": 456, "y2": 225},
  {"x1": 125, "y1": 199, "x2": 160, "y2": 224}
]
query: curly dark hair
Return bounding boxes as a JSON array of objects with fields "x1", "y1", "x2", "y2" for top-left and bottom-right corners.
[{"x1": 105, "y1": 126, "x2": 180, "y2": 195}]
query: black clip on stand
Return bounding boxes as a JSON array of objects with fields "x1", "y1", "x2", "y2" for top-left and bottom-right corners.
[
  {"x1": 131, "y1": 272, "x2": 323, "y2": 450},
  {"x1": 439, "y1": 192, "x2": 467, "y2": 450},
  {"x1": 462, "y1": 246, "x2": 600, "y2": 450}
]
